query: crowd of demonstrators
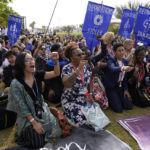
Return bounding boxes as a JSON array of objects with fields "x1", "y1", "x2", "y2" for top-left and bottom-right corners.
[{"x1": 0, "y1": 29, "x2": 149, "y2": 148}]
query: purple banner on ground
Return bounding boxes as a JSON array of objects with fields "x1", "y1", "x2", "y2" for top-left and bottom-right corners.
[{"x1": 117, "y1": 114, "x2": 150, "y2": 150}]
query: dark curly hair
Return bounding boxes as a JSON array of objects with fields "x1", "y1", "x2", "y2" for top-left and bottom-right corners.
[
  {"x1": 134, "y1": 46, "x2": 145, "y2": 58},
  {"x1": 51, "y1": 43, "x2": 61, "y2": 52},
  {"x1": 113, "y1": 43, "x2": 123, "y2": 52},
  {"x1": 14, "y1": 52, "x2": 27, "y2": 82},
  {"x1": 64, "y1": 42, "x2": 79, "y2": 62}
]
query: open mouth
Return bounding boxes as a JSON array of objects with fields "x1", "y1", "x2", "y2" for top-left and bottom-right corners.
[{"x1": 30, "y1": 65, "x2": 35, "y2": 68}]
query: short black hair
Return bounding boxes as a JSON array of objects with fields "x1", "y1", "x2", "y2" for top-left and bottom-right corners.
[
  {"x1": 5, "y1": 50, "x2": 17, "y2": 58},
  {"x1": 113, "y1": 43, "x2": 123, "y2": 52},
  {"x1": 51, "y1": 44, "x2": 61, "y2": 52}
]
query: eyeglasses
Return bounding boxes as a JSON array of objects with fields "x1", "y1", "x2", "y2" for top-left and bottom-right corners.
[
  {"x1": 41, "y1": 48, "x2": 46, "y2": 51},
  {"x1": 25, "y1": 58, "x2": 35, "y2": 63},
  {"x1": 75, "y1": 53, "x2": 85, "y2": 57}
]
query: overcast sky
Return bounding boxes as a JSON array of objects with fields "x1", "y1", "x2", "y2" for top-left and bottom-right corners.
[{"x1": 10, "y1": 0, "x2": 149, "y2": 29}]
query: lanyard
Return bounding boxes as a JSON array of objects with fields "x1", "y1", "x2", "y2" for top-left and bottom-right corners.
[
  {"x1": 135, "y1": 64, "x2": 145, "y2": 87},
  {"x1": 118, "y1": 61, "x2": 125, "y2": 87},
  {"x1": 72, "y1": 63, "x2": 84, "y2": 86},
  {"x1": 25, "y1": 76, "x2": 39, "y2": 98},
  {"x1": 108, "y1": 49, "x2": 115, "y2": 57}
]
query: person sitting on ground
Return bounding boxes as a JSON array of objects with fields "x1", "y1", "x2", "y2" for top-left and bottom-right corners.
[
  {"x1": 104, "y1": 43, "x2": 133, "y2": 113},
  {"x1": 127, "y1": 46, "x2": 150, "y2": 107},
  {"x1": 61, "y1": 42, "x2": 93, "y2": 126},
  {"x1": 0, "y1": 39, "x2": 9, "y2": 76},
  {"x1": 35, "y1": 45, "x2": 47, "y2": 70},
  {"x1": 3, "y1": 51, "x2": 17, "y2": 94},
  {"x1": 81, "y1": 46, "x2": 109, "y2": 109},
  {"x1": 44, "y1": 43, "x2": 68, "y2": 104},
  {"x1": 7, "y1": 52, "x2": 62, "y2": 149}
]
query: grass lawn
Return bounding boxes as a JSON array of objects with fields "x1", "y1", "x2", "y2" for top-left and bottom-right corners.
[
  {"x1": 104, "y1": 105, "x2": 150, "y2": 150},
  {"x1": 0, "y1": 105, "x2": 150, "y2": 149}
]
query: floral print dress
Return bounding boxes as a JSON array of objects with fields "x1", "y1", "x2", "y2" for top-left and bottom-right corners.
[{"x1": 61, "y1": 63, "x2": 91, "y2": 126}]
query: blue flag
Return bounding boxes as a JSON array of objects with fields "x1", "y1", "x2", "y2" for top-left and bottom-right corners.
[
  {"x1": 7, "y1": 15, "x2": 22, "y2": 46},
  {"x1": 118, "y1": 9, "x2": 136, "y2": 39},
  {"x1": 134, "y1": 6, "x2": 150, "y2": 46},
  {"x1": 82, "y1": 1, "x2": 114, "y2": 51}
]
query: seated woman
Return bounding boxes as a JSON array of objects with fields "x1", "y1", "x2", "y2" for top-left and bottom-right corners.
[
  {"x1": 104, "y1": 43, "x2": 133, "y2": 113},
  {"x1": 61, "y1": 42, "x2": 92, "y2": 126},
  {"x1": 7, "y1": 52, "x2": 62, "y2": 149},
  {"x1": 127, "y1": 46, "x2": 150, "y2": 107},
  {"x1": 44, "y1": 43, "x2": 68, "y2": 104}
]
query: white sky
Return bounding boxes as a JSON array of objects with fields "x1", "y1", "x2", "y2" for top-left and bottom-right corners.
[{"x1": 9, "y1": 0, "x2": 149, "y2": 29}]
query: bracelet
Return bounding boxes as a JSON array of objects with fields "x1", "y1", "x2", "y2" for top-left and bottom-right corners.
[{"x1": 29, "y1": 118, "x2": 34, "y2": 123}]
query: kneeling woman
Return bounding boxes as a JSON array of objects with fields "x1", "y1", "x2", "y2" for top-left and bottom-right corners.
[
  {"x1": 7, "y1": 52, "x2": 62, "y2": 148},
  {"x1": 104, "y1": 43, "x2": 133, "y2": 113},
  {"x1": 61, "y1": 42, "x2": 92, "y2": 126},
  {"x1": 127, "y1": 46, "x2": 150, "y2": 107}
]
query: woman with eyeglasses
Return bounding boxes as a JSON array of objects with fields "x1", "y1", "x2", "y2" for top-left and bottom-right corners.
[
  {"x1": 7, "y1": 52, "x2": 62, "y2": 148},
  {"x1": 61, "y1": 42, "x2": 93, "y2": 126},
  {"x1": 127, "y1": 46, "x2": 150, "y2": 107}
]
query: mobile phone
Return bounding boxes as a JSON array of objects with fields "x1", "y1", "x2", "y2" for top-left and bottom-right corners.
[{"x1": 42, "y1": 122, "x2": 51, "y2": 132}]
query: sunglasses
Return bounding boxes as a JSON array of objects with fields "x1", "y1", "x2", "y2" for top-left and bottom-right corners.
[
  {"x1": 76, "y1": 53, "x2": 85, "y2": 57},
  {"x1": 41, "y1": 48, "x2": 46, "y2": 50}
]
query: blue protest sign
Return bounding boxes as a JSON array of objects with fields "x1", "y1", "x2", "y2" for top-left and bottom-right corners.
[
  {"x1": 82, "y1": 1, "x2": 114, "y2": 51},
  {"x1": 7, "y1": 15, "x2": 22, "y2": 46},
  {"x1": 118, "y1": 9, "x2": 136, "y2": 39},
  {"x1": 134, "y1": 6, "x2": 150, "y2": 46}
]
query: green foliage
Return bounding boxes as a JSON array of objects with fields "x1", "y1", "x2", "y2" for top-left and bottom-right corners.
[
  {"x1": 108, "y1": 23, "x2": 120, "y2": 35},
  {"x1": 115, "y1": 0, "x2": 150, "y2": 19},
  {"x1": 29, "y1": 21, "x2": 36, "y2": 30},
  {"x1": 61, "y1": 25, "x2": 76, "y2": 34},
  {"x1": 0, "y1": 0, "x2": 21, "y2": 27},
  {"x1": 56, "y1": 32, "x2": 83, "y2": 38}
]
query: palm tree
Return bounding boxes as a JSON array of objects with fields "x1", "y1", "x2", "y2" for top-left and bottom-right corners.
[
  {"x1": 115, "y1": 0, "x2": 150, "y2": 19},
  {"x1": 29, "y1": 21, "x2": 36, "y2": 30}
]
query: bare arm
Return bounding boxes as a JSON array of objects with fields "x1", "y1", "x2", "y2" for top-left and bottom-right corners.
[
  {"x1": 62, "y1": 71, "x2": 78, "y2": 88},
  {"x1": 62, "y1": 60, "x2": 88, "y2": 88},
  {"x1": 44, "y1": 52, "x2": 60, "y2": 80}
]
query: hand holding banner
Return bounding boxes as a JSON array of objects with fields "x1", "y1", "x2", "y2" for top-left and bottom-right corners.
[
  {"x1": 118, "y1": 9, "x2": 136, "y2": 39},
  {"x1": 82, "y1": 1, "x2": 114, "y2": 51}
]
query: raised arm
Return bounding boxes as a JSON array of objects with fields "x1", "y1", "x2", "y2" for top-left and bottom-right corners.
[{"x1": 44, "y1": 52, "x2": 60, "y2": 80}]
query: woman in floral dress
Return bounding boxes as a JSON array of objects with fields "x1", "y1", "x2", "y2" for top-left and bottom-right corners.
[{"x1": 61, "y1": 42, "x2": 92, "y2": 126}]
